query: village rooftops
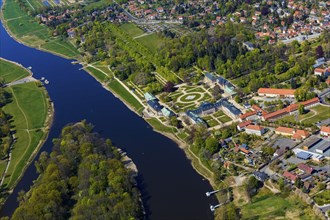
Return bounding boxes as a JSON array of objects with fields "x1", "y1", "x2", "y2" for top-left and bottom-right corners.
[
  {"x1": 283, "y1": 171, "x2": 298, "y2": 182},
  {"x1": 321, "y1": 126, "x2": 330, "y2": 135},
  {"x1": 258, "y1": 88, "x2": 296, "y2": 96},
  {"x1": 246, "y1": 124, "x2": 264, "y2": 131},
  {"x1": 297, "y1": 163, "x2": 314, "y2": 174}
]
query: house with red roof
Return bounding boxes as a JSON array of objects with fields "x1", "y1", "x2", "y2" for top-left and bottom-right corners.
[
  {"x1": 258, "y1": 88, "x2": 296, "y2": 98},
  {"x1": 283, "y1": 171, "x2": 298, "y2": 183},
  {"x1": 275, "y1": 126, "x2": 309, "y2": 140},
  {"x1": 320, "y1": 126, "x2": 330, "y2": 137},
  {"x1": 245, "y1": 125, "x2": 265, "y2": 136},
  {"x1": 297, "y1": 163, "x2": 314, "y2": 174},
  {"x1": 237, "y1": 120, "x2": 253, "y2": 131}
]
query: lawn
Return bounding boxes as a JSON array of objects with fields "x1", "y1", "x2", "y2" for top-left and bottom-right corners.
[
  {"x1": 218, "y1": 115, "x2": 232, "y2": 123},
  {"x1": 119, "y1": 23, "x2": 144, "y2": 38},
  {"x1": 303, "y1": 105, "x2": 330, "y2": 124},
  {"x1": 240, "y1": 188, "x2": 319, "y2": 220},
  {"x1": 108, "y1": 80, "x2": 144, "y2": 113},
  {"x1": 0, "y1": 59, "x2": 29, "y2": 83},
  {"x1": 86, "y1": 66, "x2": 108, "y2": 82},
  {"x1": 2, "y1": 82, "x2": 48, "y2": 188},
  {"x1": 135, "y1": 33, "x2": 164, "y2": 52},
  {"x1": 313, "y1": 190, "x2": 330, "y2": 206},
  {"x1": 145, "y1": 118, "x2": 174, "y2": 134},
  {"x1": 3, "y1": 0, "x2": 79, "y2": 58}
]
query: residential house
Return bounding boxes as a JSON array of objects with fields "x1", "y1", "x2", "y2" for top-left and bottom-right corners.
[
  {"x1": 237, "y1": 120, "x2": 253, "y2": 131},
  {"x1": 283, "y1": 171, "x2": 298, "y2": 183},
  {"x1": 245, "y1": 125, "x2": 265, "y2": 136},
  {"x1": 320, "y1": 126, "x2": 330, "y2": 137},
  {"x1": 257, "y1": 88, "x2": 296, "y2": 98},
  {"x1": 314, "y1": 67, "x2": 330, "y2": 77},
  {"x1": 297, "y1": 163, "x2": 314, "y2": 174}
]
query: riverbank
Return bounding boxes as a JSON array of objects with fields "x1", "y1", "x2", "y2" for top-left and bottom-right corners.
[
  {"x1": 0, "y1": 0, "x2": 217, "y2": 207},
  {"x1": 0, "y1": 58, "x2": 54, "y2": 207}
]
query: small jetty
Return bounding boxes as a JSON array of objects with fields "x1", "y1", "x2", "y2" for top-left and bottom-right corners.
[
  {"x1": 206, "y1": 189, "x2": 220, "y2": 197},
  {"x1": 71, "y1": 61, "x2": 79, "y2": 64},
  {"x1": 210, "y1": 204, "x2": 221, "y2": 212},
  {"x1": 28, "y1": 66, "x2": 32, "y2": 70}
]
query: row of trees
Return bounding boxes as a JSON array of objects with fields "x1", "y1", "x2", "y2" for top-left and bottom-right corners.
[{"x1": 12, "y1": 121, "x2": 142, "y2": 219}]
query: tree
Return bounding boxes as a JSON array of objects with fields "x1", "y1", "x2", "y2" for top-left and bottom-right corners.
[
  {"x1": 205, "y1": 136, "x2": 219, "y2": 154},
  {"x1": 234, "y1": 95, "x2": 242, "y2": 103},
  {"x1": 169, "y1": 116, "x2": 179, "y2": 128},
  {"x1": 316, "y1": 45, "x2": 324, "y2": 59},
  {"x1": 298, "y1": 104, "x2": 305, "y2": 115}
]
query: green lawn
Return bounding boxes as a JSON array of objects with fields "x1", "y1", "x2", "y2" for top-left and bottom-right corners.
[
  {"x1": 240, "y1": 188, "x2": 319, "y2": 220},
  {"x1": 135, "y1": 33, "x2": 164, "y2": 52},
  {"x1": 0, "y1": 59, "x2": 29, "y2": 83},
  {"x1": 303, "y1": 105, "x2": 330, "y2": 124},
  {"x1": 3, "y1": 0, "x2": 79, "y2": 58},
  {"x1": 86, "y1": 66, "x2": 108, "y2": 82},
  {"x1": 2, "y1": 82, "x2": 48, "y2": 188},
  {"x1": 145, "y1": 118, "x2": 174, "y2": 133},
  {"x1": 218, "y1": 115, "x2": 232, "y2": 123},
  {"x1": 0, "y1": 60, "x2": 49, "y2": 189},
  {"x1": 313, "y1": 190, "x2": 330, "y2": 206},
  {"x1": 108, "y1": 80, "x2": 144, "y2": 113},
  {"x1": 119, "y1": 23, "x2": 144, "y2": 38}
]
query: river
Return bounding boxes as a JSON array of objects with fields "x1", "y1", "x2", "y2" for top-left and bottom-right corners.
[{"x1": 0, "y1": 4, "x2": 217, "y2": 220}]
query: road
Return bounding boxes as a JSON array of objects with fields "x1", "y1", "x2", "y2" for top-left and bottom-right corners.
[{"x1": 5, "y1": 76, "x2": 37, "y2": 87}]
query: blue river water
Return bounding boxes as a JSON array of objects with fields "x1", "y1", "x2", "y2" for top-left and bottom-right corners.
[{"x1": 0, "y1": 5, "x2": 216, "y2": 219}]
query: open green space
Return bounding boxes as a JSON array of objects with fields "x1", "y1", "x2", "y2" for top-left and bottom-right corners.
[
  {"x1": 2, "y1": 0, "x2": 79, "y2": 58},
  {"x1": 313, "y1": 190, "x2": 330, "y2": 206},
  {"x1": 280, "y1": 105, "x2": 330, "y2": 124},
  {"x1": 0, "y1": 59, "x2": 29, "y2": 83},
  {"x1": 86, "y1": 66, "x2": 107, "y2": 82},
  {"x1": 180, "y1": 93, "x2": 202, "y2": 102},
  {"x1": 145, "y1": 118, "x2": 175, "y2": 134},
  {"x1": 207, "y1": 119, "x2": 219, "y2": 127},
  {"x1": 218, "y1": 115, "x2": 232, "y2": 123},
  {"x1": 119, "y1": 23, "x2": 144, "y2": 38},
  {"x1": 108, "y1": 80, "x2": 144, "y2": 113},
  {"x1": 240, "y1": 188, "x2": 318, "y2": 220},
  {"x1": 135, "y1": 33, "x2": 163, "y2": 52},
  {"x1": 2, "y1": 81, "x2": 48, "y2": 188}
]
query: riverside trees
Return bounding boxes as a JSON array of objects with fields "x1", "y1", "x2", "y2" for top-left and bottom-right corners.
[{"x1": 12, "y1": 121, "x2": 142, "y2": 219}]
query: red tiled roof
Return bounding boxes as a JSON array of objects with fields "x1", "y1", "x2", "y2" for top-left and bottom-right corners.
[
  {"x1": 283, "y1": 171, "x2": 298, "y2": 182},
  {"x1": 301, "y1": 97, "x2": 319, "y2": 107},
  {"x1": 238, "y1": 120, "x2": 253, "y2": 129},
  {"x1": 263, "y1": 108, "x2": 287, "y2": 120},
  {"x1": 298, "y1": 163, "x2": 313, "y2": 174},
  {"x1": 246, "y1": 125, "x2": 264, "y2": 131},
  {"x1": 275, "y1": 126, "x2": 294, "y2": 134},
  {"x1": 240, "y1": 148, "x2": 250, "y2": 154},
  {"x1": 258, "y1": 88, "x2": 296, "y2": 96},
  {"x1": 292, "y1": 133, "x2": 303, "y2": 140},
  {"x1": 239, "y1": 111, "x2": 257, "y2": 120},
  {"x1": 321, "y1": 126, "x2": 330, "y2": 134},
  {"x1": 295, "y1": 130, "x2": 309, "y2": 138}
]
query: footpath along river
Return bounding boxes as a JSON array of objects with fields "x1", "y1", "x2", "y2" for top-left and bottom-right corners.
[{"x1": 0, "y1": 3, "x2": 217, "y2": 219}]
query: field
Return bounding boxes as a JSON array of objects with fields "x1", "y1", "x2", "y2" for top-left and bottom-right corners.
[
  {"x1": 86, "y1": 66, "x2": 108, "y2": 82},
  {"x1": 313, "y1": 190, "x2": 330, "y2": 206},
  {"x1": 135, "y1": 33, "x2": 164, "y2": 52},
  {"x1": 240, "y1": 188, "x2": 318, "y2": 220},
  {"x1": 145, "y1": 118, "x2": 175, "y2": 134},
  {"x1": 0, "y1": 59, "x2": 29, "y2": 83},
  {"x1": 280, "y1": 105, "x2": 330, "y2": 124},
  {"x1": 119, "y1": 23, "x2": 144, "y2": 38},
  {"x1": 0, "y1": 60, "x2": 49, "y2": 189},
  {"x1": 108, "y1": 80, "x2": 144, "y2": 113},
  {"x1": 2, "y1": 0, "x2": 79, "y2": 58}
]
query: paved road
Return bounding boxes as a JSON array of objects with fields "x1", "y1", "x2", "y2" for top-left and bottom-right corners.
[{"x1": 5, "y1": 76, "x2": 37, "y2": 87}]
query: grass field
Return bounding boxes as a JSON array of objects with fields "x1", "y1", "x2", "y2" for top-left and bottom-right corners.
[
  {"x1": 2, "y1": 82, "x2": 48, "y2": 188},
  {"x1": 86, "y1": 66, "x2": 108, "y2": 82},
  {"x1": 313, "y1": 190, "x2": 330, "y2": 206},
  {"x1": 240, "y1": 188, "x2": 319, "y2": 220},
  {"x1": 280, "y1": 105, "x2": 330, "y2": 124},
  {"x1": 145, "y1": 118, "x2": 174, "y2": 134},
  {"x1": 119, "y1": 23, "x2": 144, "y2": 38},
  {"x1": 135, "y1": 33, "x2": 164, "y2": 52},
  {"x1": 108, "y1": 80, "x2": 144, "y2": 113},
  {"x1": 2, "y1": 0, "x2": 79, "y2": 58},
  {"x1": 0, "y1": 59, "x2": 29, "y2": 83},
  {"x1": 0, "y1": 59, "x2": 49, "y2": 190}
]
